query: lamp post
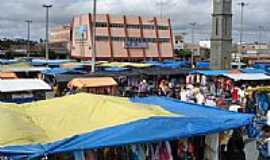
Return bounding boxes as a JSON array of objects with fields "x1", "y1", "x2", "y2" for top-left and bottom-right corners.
[
  {"x1": 238, "y1": 2, "x2": 248, "y2": 45},
  {"x1": 25, "y1": 20, "x2": 32, "y2": 59},
  {"x1": 91, "y1": 0, "x2": 97, "y2": 73},
  {"x1": 189, "y1": 22, "x2": 196, "y2": 69},
  {"x1": 43, "y1": 4, "x2": 53, "y2": 60}
]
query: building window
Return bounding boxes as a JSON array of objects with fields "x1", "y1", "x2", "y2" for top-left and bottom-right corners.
[
  {"x1": 95, "y1": 36, "x2": 170, "y2": 43},
  {"x1": 158, "y1": 26, "x2": 169, "y2": 30},
  {"x1": 224, "y1": 18, "x2": 227, "y2": 35},
  {"x1": 95, "y1": 22, "x2": 108, "y2": 28},
  {"x1": 216, "y1": 18, "x2": 219, "y2": 36}
]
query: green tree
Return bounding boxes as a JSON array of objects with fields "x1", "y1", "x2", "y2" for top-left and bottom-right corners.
[{"x1": 175, "y1": 49, "x2": 192, "y2": 57}]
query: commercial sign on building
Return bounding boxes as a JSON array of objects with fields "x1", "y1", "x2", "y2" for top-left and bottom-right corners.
[
  {"x1": 124, "y1": 41, "x2": 149, "y2": 49},
  {"x1": 75, "y1": 25, "x2": 88, "y2": 41}
]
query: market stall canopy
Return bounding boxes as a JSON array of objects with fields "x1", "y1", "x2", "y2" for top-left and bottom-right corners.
[
  {"x1": 192, "y1": 70, "x2": 229, "y2": 76},
  {"x1": 0, "y1": 79, "x2": 51, "y2": 93},
  {"x1": 0, "y1": 72, "x2": 17, "y2": 79},
  {"x1": 0, "y1": 67, "x2": 48, "y2": 73},
  {"x1": 0, "y1": 59, "x2": 17, "y2": 65},
  {"x1": 222, "y1": 73, "x2": 270, "y2": 81},
  {"x1": 241, "y1": 68, "x2": 266, "y2": 74},
  {"x1": 68, "y1": 77, "x2": 117, "y2": 89},
  {"x1": 30, "y1": 59, "x2": 74, "y2": 66},
  {"x1": 99, "y1": 62, "x2": 153, "y2": 68},
  {"x1": 146, "y1": 60, "x2": 189, "y2": 69},
  {"x1": 0, "y1": 94, "x2": 253, "y2": 159},
  {"x1": 42, "y1": 68, "x2": 86, "y2": 76},
  {"x1": 54, "y1": 71, "x2": 140, "y2": 84}
]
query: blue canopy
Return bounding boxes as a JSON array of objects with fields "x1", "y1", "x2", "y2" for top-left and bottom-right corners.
[
  {"x1": 0, "y1": 59, "x2": 17, "y2": 65},
  {"x1": 196, "y1": 61, "x2": 209, "y2": 69},
  {"x1": 0, "y1": 96, "x2": 253, "y2": 159},
  {"x1": 146, "y1": 60, "x2": 189, "y2": 69},
  {"x1": 192, "y1": 70, "x2": 229, "y2": 76},
  {"x1": 103, "y1": 67, "x2": 129, "y2": 72},
  {"x1": 42, "y1": 68, "x2": 86, "y2": 76},
  {"x1": 241, "y1": 68, "x2": 266, "y2": 74},
  {"x1": 31, "y1": 59, "x2": 72, "y2": 66}
]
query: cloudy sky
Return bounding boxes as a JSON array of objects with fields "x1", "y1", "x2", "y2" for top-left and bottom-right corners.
[{"x1": 0, "y1": 0, "x2": 269, "y2": 43}]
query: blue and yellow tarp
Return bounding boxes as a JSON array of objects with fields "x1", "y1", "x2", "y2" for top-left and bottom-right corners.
[{"x1": 0, "y1": 94, "x2": 253, "y2": 159}]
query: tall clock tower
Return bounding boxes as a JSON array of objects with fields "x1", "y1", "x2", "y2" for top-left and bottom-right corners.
[{"x1": 210, "y1": 0, "x2": 232, "y2": 69}]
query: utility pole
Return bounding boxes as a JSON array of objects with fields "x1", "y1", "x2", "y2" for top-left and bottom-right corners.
[
  {"x1": 189, "y1": 22, "x2": 196, "y2": 69},
  {"x1": 156, "y1": 0, "x2": 167, "y2": 18},
  {"x1": 43, "y1": 4, "x2": 53, "y2": 60},
  {"x1": 238, "y1": 2, "x2": 248, "y2": 46},
  {"x1": 258, "y1": 25, "x2": 264, "y2": 61},
  {"x1": 259, "y1": 25, "x2": 264, "y2": 45},
  {"x1": 25, "y1": 20, "x2": 32, "y2": 59},
  {"x1": 91, "y1": 0, "x2": 97, "y2": 73}
]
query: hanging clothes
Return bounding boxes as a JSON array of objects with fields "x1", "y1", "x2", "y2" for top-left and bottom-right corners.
[
  {"x1": 85, "y1": 150, "x2": 97, "y2": 160},
  {"x1": 204, "y1": 134, "x2": 219, "y2": 160},
  {"x1": 158, "y1": 142, "x2": 173, "y2": 160},
  {"x1": 131, "y1": 145, "x2": 146, "y2": 160}
]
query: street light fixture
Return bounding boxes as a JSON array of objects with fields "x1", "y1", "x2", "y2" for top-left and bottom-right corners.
[
  {"x1": 43, "y1": 4, "x2": 53, "y2": 60},
  {"x1": 25, "y1": 20, "x2": 32, "y2": 59}
]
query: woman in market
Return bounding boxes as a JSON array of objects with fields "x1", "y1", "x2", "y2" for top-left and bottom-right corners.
[{"x1": 227, "y1": 129, "x2": 246, "y2": 160}]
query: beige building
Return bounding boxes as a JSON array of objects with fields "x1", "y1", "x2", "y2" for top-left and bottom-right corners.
[
  {"x1": 49, "y1": 25, "x2": 71, "y2": 54},
  {"x1": 70, "y1": 14, "x2": 174, "y2": 60}
]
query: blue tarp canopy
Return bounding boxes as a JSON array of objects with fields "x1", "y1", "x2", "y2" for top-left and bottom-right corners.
[
  {"x1": 241, "y1": 68, "x2": 266, "y2": 74},
  {"x1": 103, "y1": 67, "x2": 129, "y2": 72},
  {"x1": 0, "y1": 96, "x2": 253, "y2": 159},
  {"x1": 42, "y1": 68, "x2": 86, "y2": 76},
  {"x1": 192, "y1": 70, "x2": 229, "y2": 76},
  {"x1": 30, "y1": 59, "x2": 73, "y2": 66},
  {"x1": 196, "y1": 61, "x2": 209, "y2": 69},
  {"x1": 0, "y1": 59, "x2": 17, "y2": 65},
  {"x1": 146, "y1": 60, "x2": 189, "y2": 69}
]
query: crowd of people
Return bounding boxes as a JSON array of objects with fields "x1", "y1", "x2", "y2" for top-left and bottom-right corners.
[{"x1": 119, "y1": 73, "x2": 270, "y2": 160}]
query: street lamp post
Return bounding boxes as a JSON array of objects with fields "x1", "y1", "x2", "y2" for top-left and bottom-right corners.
[
  {"x1": 43, "y1": 4, "x2": 53, "y2": 60},
  {"x1": 91, "y1": 0, "x2": 97, "y2": 73},
  {"x1": 238, "y1": 2, "x2": 248, "y2": 46},
  {"x1": 25, "y1": 20, "x2": 32, "y2": 59},
  {"x1": 189, "y1": 22, "x2": 196, "y2": 69}
]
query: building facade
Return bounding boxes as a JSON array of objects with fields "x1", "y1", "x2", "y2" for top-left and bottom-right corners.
[
  {"x1": 210, "y1": 0, "x2": 232, "y2": 69},
  {"x1": 49, "y1": 25, "x2": 71, "y2": 54},
  {"x1": 70, "y1": 14, "x2": 174, "y2": 60}
]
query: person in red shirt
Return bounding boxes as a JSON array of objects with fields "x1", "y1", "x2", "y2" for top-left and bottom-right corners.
[{"x1": 231, "y1": 86, "x2": 239, "y2": 104}]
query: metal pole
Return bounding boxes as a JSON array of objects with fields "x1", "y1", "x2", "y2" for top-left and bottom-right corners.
[
  {"x1": 190, "y1": 22, "x2": 196, "y2": 69},
  {"x1": 43, "y1": 4, "x2": 52, "y2": 60},
  {"x1": 259, "y1": 26, "x2": 263, "y2": 45},
  {"x1": 258, "y1": 25, "x2": 264, "y2": 61},
  {"x1": 238, "y1": 2, "x2": 248, "y2": 45},
  {"x1": 91, "y1": 0, "x2": 97, "y2": 73},
  {"x1": 25, "y1": 20, "x2": 32, "y2": 59}
]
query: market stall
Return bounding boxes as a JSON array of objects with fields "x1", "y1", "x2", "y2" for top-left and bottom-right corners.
[
  {"x1": 67, "y1": 77, "x2": 118, "y2": 96},
  {"x1": 0, "y1": 79, "x2": 51, "y2": 103},
  {"x1": 0, "y1": 93, "x2": 253, "y2": 159}
]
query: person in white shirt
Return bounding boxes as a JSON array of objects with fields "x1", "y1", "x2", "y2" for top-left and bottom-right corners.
[
  {"x1": 194, "y1": 89, "x2": 205, "y2": 105},
  {"x1": 180, "y1": 87, "x2": 188, "y2": 102}
]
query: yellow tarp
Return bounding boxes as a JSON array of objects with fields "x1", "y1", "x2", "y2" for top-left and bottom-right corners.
[
  {"x1": 0, "y1": 93, "x2": 175, "y2": 147},
  {"x1": 67, "y1": 77, "x2": 118, "y2": 89},
  {"x1": 99, "y1": 62, "x2": 153, "y2": 68}
]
